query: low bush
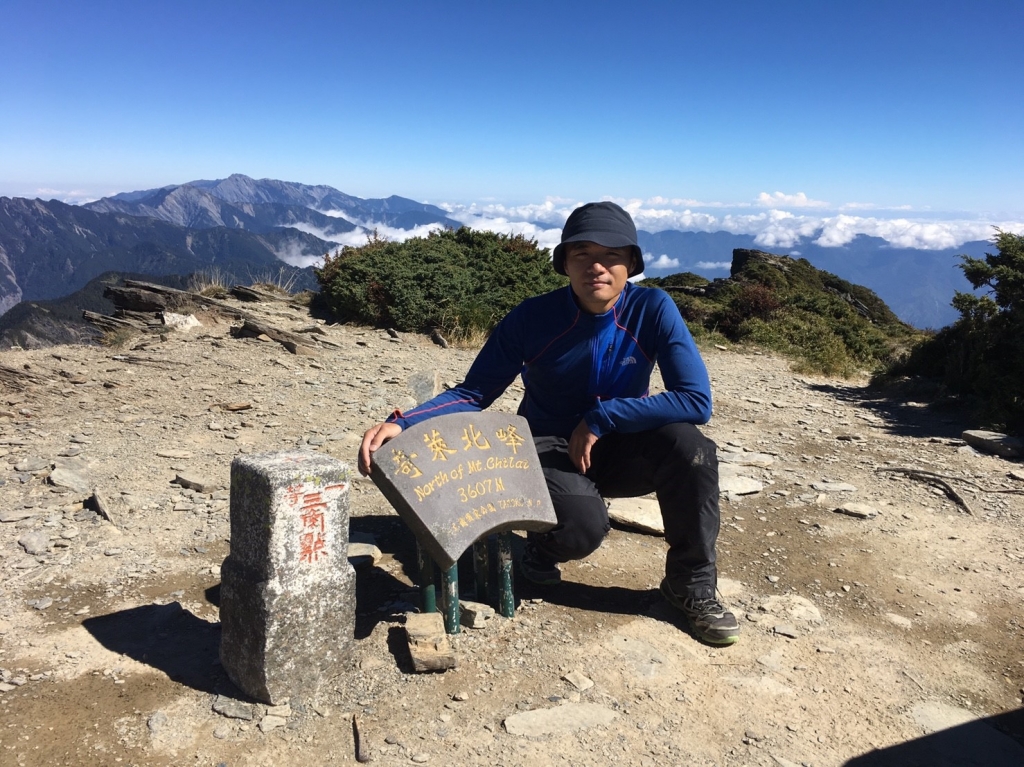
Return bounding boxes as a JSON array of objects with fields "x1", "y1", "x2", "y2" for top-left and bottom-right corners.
[
  {"x1": 315, "y1": 228, "x2": 565, "y2": 340},
  {"x1": 642, "y1": 251, "x2": 922, "y2": 377},
  {"x1": 880, "y1": 231, "x2": 1024, "y2": 432}
]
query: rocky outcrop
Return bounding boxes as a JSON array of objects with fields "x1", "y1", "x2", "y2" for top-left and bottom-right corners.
[{"x1": 730, "y1": 248, "x2": 793, "y2": 278}]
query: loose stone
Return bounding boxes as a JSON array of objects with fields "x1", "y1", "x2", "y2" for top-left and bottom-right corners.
[
  {"x1": 212, "y1": 695, "x2": 254, "y2": 720},
  {"x1": 811, "y1": 481, "x2": 857, "y2": 493},
  {"x1": 172, "y1": 473, "x2": 219, "y2": 492},
  {"x1": 885, "y1": 613, "x2": 913, "y2": 629},
  {"x1": 14, "y1": 457, "x2": 49, "y2": 473},
  {"x1": 147, "y1": 711, "x2": 168, "y2": 733},
  {"x1": 258, "y1": 715, "x2": 287, "y2": 732},
  {"x1": 720, "y1": 476, "x2": 764, "y2": 496},
  {"x1": 719, "y1": 452, "x2": 775, "y2": 467},
  {"x1": 563, "y1": 670, "x2": 594, "y2": 691},
  {"x1": 48, "y1": 468, "x2": 92, "y2": 495},
  {"x1": 404, "y1": 612, "x2": 457, "y2": 672},
  {"x1": 607, "y1": 497, "x2": 664, "y2": 535},
  {"x1": 18, "y1": 531, "x2": 50, "y2": 555},
  {"x1": 347, "y1": 542, "x2": 383, "y2": 570},
  {"x1": 759, "y1": 595, "x2": 823, "y2": 624},
  {"x1": 961, "y1": 430, "x2": 1023, "y2": 459},
  {"x1": 1, "y1": 509, "x2": 40, "y2": 523},
  {"x1": 266, "y1": 703, "x2": 292, "y2": 718},
  {"x1": 503, "y1": 702, "x2": 618, "y2": 736},
  {"x1": 834, "y1": 502, "x2": 879, "y2": 519},
  {"x1": 459, "y1": 600, "x2": 495, "y2": 629},
  {"x1": 156, "y1": 449, "x2": 193, "y2": 459}
]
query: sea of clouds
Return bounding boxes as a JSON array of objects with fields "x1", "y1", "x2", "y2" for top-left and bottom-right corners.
[
  {"x1": 274, "y1": 191, "x2": 1023, "y2": 270},
  {"x1": 442, "y1": 194, "x2": 1021, "y2": 251}
]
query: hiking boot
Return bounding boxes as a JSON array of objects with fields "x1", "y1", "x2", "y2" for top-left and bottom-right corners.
[
  {"x1": 660, "y1": 579, "x2": 740, "y2": 645},
  {"x1": 519, "y1": 542, "x2": 561, "y2": 585}
]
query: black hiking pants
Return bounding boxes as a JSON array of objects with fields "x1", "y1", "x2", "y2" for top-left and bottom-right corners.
[{"x1": 529, "y1": 423, "x2": 720, "y2": 600}]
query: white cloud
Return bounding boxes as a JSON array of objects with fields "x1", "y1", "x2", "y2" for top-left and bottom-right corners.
[
  {"x1": 647, "y1": 254, "x2": 680, "y2": 269},
  {"x1": 446, "y1": 211, "x2": 564, "y2": 251},
  {"x1": 273, "y1": 240, "x2": 324, "y2": 269},
  {"x1": 444, "y1": 197, "x2": 577, "y2": 227},
  {"x1": 645, "y1": 196, "x2": 747, "y2": 209},
  {"x1": 839, "y1": 201, "x2": 915, "y2": 211},
  {"x1": 630, "y1": 206, "x2": 720, "y2": 233},
  {"x1": 292, "y1": 217, "x2": 446, "y2": 246},
  {"x1": 277, "y1": 218, "x2": 449, "y2": 267},
  {"x1": 274, "y1": 195, "x2": 1024, "y2": 273},
  {"x1": 34, "y1": 188, "x2": 99, "y2": 204},
  {"x1": 756, "y1": 191, "x2": 829, "y2": 208},
  {"x1": 751, "y1": 210, "x2": 824, "y2": 249}
]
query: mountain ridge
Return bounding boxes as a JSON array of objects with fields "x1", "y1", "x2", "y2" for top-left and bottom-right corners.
[
  {"x1": 90, "y1": 173, "x2": 463, "y2": 230},
  {"x1": 0, "y1": 173, "x2": 993, "y2": 333},
  {"x1": 0, "y1": 196, "x2": 328, "y2": 308}
]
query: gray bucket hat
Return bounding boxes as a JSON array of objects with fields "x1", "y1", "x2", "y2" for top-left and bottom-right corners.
[{"x1": 552, "y1": 201, "x2": 644, "y2": 277}]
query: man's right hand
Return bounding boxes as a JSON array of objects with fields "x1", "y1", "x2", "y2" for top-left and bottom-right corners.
[{"x1": 358, "y1": 422, "x2": 403, "y2": 476}]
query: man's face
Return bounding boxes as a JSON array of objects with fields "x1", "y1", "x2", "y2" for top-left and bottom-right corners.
[{"x1": 564, "y1": 241, "x2": 634, "y2": 314}]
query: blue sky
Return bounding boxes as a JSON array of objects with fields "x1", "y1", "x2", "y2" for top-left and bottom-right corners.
[{"x1": 2, "y1": 0, "x2": 1022, "y2": 249}]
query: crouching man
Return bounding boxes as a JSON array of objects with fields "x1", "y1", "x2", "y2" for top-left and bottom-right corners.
[{"x1": 359, "y1": 201, "x2": 739, "y2": 645}]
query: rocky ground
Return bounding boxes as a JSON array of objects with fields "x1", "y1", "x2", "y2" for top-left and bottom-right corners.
[{"x1": 0, "y1": 294, "x2": 1022, "y2": 767}]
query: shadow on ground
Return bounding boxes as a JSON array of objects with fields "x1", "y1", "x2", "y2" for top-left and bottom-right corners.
[
  {"x1": 804, "y1": 380, "x2": 974, "y2": 441},
  {"x1": 83, "y1": 602, "x2": 222, "y2": 694},
  {"x1": 845, "y1": 707, "x2": 1024, "y2": 766}
]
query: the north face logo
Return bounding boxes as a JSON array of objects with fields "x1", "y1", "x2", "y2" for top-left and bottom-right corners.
[{"x1": 620, "y1": 356, "x2": 637, "y2": 366}]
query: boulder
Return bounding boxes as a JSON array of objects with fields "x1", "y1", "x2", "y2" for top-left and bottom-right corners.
[{"x1": 961, "y1": 430, "x2": 1023, "y2": 459}]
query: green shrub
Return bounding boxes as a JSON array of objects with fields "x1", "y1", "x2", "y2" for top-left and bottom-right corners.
[
  {"x1": 882, "y1": 231, "x2": 1024, "y2": 432},
  {"x1": 315, "y1": 228, "x2": 566, "y2": 339},
  {"x1": 741, "y1": 314, "x2": 858, "y2": 377},
  {"x1": 644, "y1": 251, "x2": 920, "y2": 377},
  {"x1": 671, "y1": 294, "x2": 716, "y2": 326},
  {"x1": 714, "y1": 283, "x2": 782, "y2": 336}
]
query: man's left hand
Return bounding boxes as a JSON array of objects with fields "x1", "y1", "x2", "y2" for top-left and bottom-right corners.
[{"x1": 569, "y1": 419, "x2": 599, "y2": 474}]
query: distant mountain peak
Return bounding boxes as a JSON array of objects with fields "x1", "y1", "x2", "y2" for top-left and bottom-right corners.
[{"x1": 86, "y1": 175, "x2": 461, "y2": 231}]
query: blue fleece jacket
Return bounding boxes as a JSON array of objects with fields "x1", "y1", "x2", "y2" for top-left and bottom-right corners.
[{"x1": 386, "y1": 282, "x2": 712, "y2": 439}]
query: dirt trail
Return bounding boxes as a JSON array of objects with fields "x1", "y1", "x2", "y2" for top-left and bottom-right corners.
[{"x1": 0, "y1": 297, "x2": 1022, "y2": 766}]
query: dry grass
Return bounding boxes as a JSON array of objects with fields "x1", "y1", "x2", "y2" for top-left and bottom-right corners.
[
  {"x1": 247, "y1": 266, "x2": 298, "y2": 295},
  {"x1": 188, "y1": 268, "x2": 231, "y2": 298},
  {"x1": 100, "y1": 327, "x2": 141, "y2": 348},
  {"x1": 449, "y1": 327, "x2": 491, "y2": 349},
  {"x1": 289, "y1": 290, "x2": 315, "y2": 307}
]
